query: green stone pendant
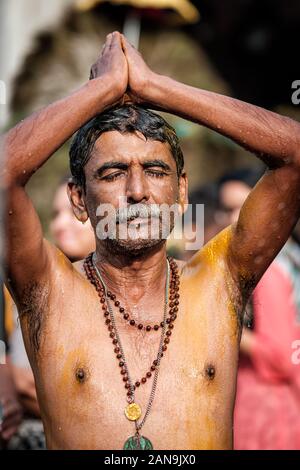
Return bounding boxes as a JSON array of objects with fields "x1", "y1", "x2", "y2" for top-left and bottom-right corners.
[{"x1": 123, "y1": 434, "x2": 153, "y2": 450}]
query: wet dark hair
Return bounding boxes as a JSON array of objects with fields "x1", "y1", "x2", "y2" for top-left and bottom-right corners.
[{"x1": 69, "y1": 104, "x2": 184, "y2": 189}]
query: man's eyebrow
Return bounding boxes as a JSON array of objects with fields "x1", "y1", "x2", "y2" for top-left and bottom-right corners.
[
  {"x1": 142, "y1": 160, "x2": 171, "y2": 171},
  {"x1": 95, "y1": 161, "x2": 128, "y2": 177}
]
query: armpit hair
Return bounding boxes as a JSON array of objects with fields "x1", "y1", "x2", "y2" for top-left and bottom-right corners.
[
  {"x1": 237, "y1": 272, "x2": 257, "y2": 325},
  {"x1": 18, "y1": 281, "x2": 50, "y2": 353}
]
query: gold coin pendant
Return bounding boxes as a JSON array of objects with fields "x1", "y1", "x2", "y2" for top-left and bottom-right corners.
[{"x1": 125, "y1": 403, "x2": 142, "y2": 421}]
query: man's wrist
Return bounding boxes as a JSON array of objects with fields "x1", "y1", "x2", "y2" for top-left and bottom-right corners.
[
  {"x1": 143, "y1": 72, "x2": 166, "y2": 106},
  {"x1": 86, "y1": 76, "x2": 123, "y2": 112},
  {"x1": 143, "y1": 73, "x2": 179, "y2": 111}
]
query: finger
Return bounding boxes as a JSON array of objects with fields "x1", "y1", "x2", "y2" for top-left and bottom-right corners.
[
  {"x1": 99, "y1": 34, "x2": 109, "y2": 57},
  {"x1": 104, "y1": 33, "x2": 113, "y2": 51},
  {"x1": 99, "y1": 42, "x2": 106, "y2": 57},
  {"x1": 121, "y1": 93, "x2": 134, "y2": 105},
  {"x1": 121, "y1": 34, "x2": 129, "y2": 50},
  {"x1": 122, "y1": 35, "x2": 135, "y2": 50},
  {"x1": 110, "y1": 31, "x2": 122, "y2": 50},
  {"x1": 122, "y1": 36, "x2": 139, "y2": 60},
  {"x1": 101, "y1": 33, "x2": 112, "y2": 58},
  {"x1": 120, "y1": 33, "x2": 127, "y2": 52},
  {"x1": 120, "y1": 35, "x2": 131, "y2": 57}
]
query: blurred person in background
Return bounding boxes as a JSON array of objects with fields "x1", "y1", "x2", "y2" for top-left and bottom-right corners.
[
  {"x1": 218, "y1": 169, "x2": 300, "y2": 449},
  {"x1": 50, "y1": 175, "x2": 95, "y2": 262},
  {"x1": 188, "y1": 184, "x2": 222, "y2": 248},
  {"x1": 3, "y1": 178, "x2": 95, "y2": 449},
  {"x1": 167, "y1": 183, "x2": 222, "y2": 261}
]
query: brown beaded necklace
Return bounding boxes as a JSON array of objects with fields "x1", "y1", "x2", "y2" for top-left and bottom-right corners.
[
  {"x1": 83, "y1": 252, "x2": 180, "y2": 450},
  {"x1": 105, "y1": 279, "x2": 180, "y2": 332}
]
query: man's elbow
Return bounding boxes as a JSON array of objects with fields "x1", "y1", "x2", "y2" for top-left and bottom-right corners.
[{"x1": 0, "y1": 156, "x2": 33, "y2": 189}]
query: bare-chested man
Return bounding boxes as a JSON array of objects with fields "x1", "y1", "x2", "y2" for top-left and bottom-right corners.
[{"x1": 2, "y1": 32, "x2": 300, "y2": 450}]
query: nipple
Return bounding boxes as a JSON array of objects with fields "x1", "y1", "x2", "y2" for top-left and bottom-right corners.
[
  {"x1": 75, "y1": 367, "x2": 86, "y2": 383},
  {"x1": 205, "y1": 364, "x2": 216, "y2": 380}
]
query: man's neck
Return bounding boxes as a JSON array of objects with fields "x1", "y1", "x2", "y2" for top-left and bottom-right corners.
[{"x1": 94, "y1": 242, "x2": 168, "y2": 308}]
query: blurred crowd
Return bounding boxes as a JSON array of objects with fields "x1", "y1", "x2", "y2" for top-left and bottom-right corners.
[{"x1": 1, "y1": 167, "x2": 300, "y2": 450}]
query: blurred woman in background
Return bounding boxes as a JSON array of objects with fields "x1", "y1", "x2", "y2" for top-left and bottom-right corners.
[{"x1": 218, "y1": 169, "x2": 300, "y2": 450}]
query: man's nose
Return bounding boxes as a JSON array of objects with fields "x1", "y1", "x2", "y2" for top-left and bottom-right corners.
[{"x1": 125, "y1": 169, "x2": 150, "y2": 204}]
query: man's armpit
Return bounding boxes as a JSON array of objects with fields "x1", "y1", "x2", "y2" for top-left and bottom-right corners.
[{"x1": 18, "y1": 281, "x2": 50, "y2": 353}]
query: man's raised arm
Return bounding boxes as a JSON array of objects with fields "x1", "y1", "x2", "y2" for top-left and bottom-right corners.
[
  {"x1": 1, "y1": 32, "x2": 127, "y2": 302},
  {"x1": 123, "y1": 36, "x2": 300, "y2": 297}
]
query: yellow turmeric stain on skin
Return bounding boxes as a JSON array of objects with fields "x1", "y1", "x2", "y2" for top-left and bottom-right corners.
[
  {"x1": 58, "y1": 348, "x2": 88, "y2": 392},
  {"x1": 180, "y1": 226, "x2": 241, "y2": 351},
  {"x1": 180, "y1": 227, "x2": 234, "y2": 297},
  {"x1": 181, "y1": 227, "x2": 234, "y2": 291},
  {"x1": 187, "y1": 415, "x2": 218, "y2": 450},
  {"x1": 54, "y1": 245, "x2": 74, "y2": 272}
]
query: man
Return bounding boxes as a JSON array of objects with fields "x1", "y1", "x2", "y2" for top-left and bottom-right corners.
[{"x1": 1, "y1": 32, "x2": 300, "y2": 450}]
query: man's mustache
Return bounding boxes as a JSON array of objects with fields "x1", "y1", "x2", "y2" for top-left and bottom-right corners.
[{"x1": 116, "y1": 204, "x2": 161, "y2": 223}]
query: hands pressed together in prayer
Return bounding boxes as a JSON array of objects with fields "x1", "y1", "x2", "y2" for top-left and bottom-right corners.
[{"x1": 89, "y1": 31, "x2": 160, "y2": 110}]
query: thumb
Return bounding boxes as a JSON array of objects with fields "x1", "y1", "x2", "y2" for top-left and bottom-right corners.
[{"x1": 121, "y1": 93, "x2": 134, "y2": 105}]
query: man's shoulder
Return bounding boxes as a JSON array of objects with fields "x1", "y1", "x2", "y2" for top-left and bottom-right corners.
[
  {"x1": 16, "y1": 247, "x2": 90, "y2": 357},
  {"x1": 44, "y1": 241, "x2": 87, "y2": 283},
  {"x1": 181, "y1": 226, "x2": 234, "y2": 277},
  {"x1": 15, "y1": 242, "x2": 86, "y2": 318}
]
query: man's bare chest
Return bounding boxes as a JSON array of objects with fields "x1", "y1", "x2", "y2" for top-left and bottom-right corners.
[
  {"x1": 34, "y1": 284, "x2": 239, "y2": 446},
  {"x1": 36, "y1": 323, "x2": 236, "y2": 449}
]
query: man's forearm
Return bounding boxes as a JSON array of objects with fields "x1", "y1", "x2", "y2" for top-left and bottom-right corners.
[
  {"x1": 2, "y1": 78, "x2": 114, "y2": 187},
  {"x1": 148, "y1": 75, "x2": 300, "y2": 167}
]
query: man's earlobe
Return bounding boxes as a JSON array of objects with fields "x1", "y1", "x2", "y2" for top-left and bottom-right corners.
[
  {"x1": 67, "y1": 181, "x2": 89, "y2": 223},
  {"x1": 74, "y1": 210, "x2": 89, "y2": 224},
  {"x1": 178, "y1": 172, "x2": 188, "y2": 214}
]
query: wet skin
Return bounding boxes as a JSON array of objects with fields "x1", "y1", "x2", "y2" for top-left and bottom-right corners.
[
  {"x1": 3, "y1": 32, "x2": 300, "y2": 449},
  {"x1": 21, "y1": 133, "x2": 239, "y2": 450},
  {"x1": 25, "y1": 228, "x2": 239, "y2": 450}
]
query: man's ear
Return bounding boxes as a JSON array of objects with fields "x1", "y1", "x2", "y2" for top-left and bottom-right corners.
[
  {"x1": 67, "y1": 181, "x2": 89, "y2": 223},
  {"x1": 178, "y1": 172, "x2": 188, "y2": 215}
]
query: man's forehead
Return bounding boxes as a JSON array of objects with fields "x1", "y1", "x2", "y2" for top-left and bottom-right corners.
[{"x1": 91, "y1": 130, "x2": 173, "y2": 162}]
